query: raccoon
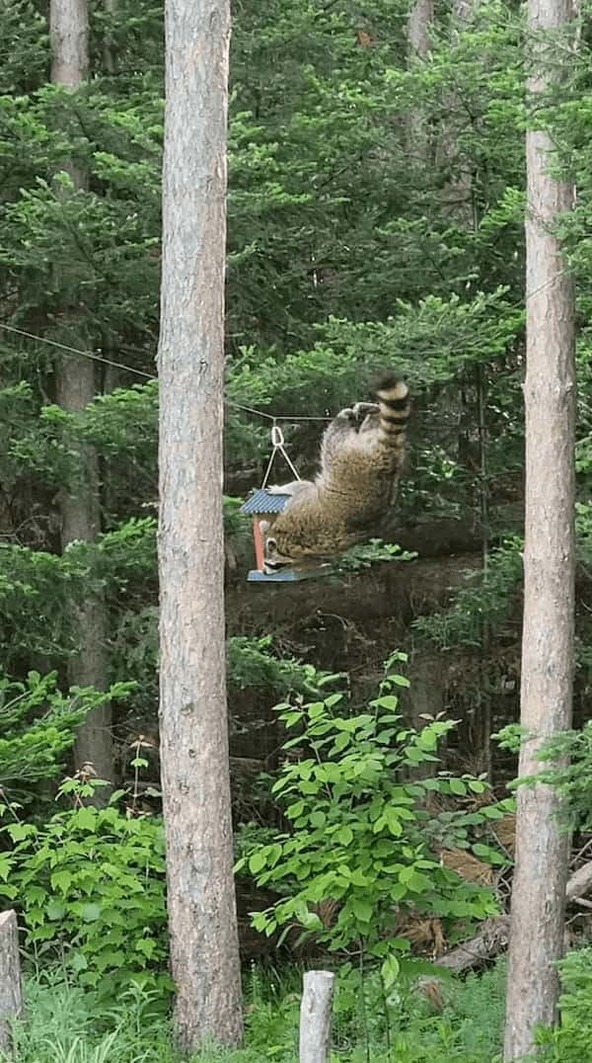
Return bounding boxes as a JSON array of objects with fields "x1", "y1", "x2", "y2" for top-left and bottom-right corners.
[{"x1": 261, "y1": 373, "x2": 410, "y2": 572}]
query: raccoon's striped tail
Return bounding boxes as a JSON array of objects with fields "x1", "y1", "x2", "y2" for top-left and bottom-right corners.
[{"x1": 374, "y1": 372, "x2": 411, "y2": 448}]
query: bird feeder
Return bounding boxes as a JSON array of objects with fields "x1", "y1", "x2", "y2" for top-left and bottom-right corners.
[
  {"x1": 240, "y1": 424, "x2": 331, "y2": 582},
  {"x1": 240, "y1": 488, "x2": 330, "y2": 582}
]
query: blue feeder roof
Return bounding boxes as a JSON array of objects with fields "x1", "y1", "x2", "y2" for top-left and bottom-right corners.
[{"x1": 241, "y1": 488, "x2": 292, "y2": 515}]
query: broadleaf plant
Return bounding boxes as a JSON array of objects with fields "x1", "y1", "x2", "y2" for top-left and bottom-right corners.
[{"x1": 237, "y1": 652, "x2": 511, "y2": 986}]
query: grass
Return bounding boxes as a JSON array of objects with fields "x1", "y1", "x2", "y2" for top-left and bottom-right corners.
[
  {"x1": 4, "y1": 961, "x2": 509, "y2": 1063},
  {"x1": 8, "y1": 949, "x2": 592, "y2": 1062}
]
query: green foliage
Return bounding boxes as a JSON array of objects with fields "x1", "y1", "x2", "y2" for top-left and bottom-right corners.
[
  {"x1": 0, "y1": 672, "x2": 130, "y2": 806},
  {"x1": 0, "y1": 0, "x2": 590, "y2": 929},
  {"x1": 7, "y1": 975, "x2": 178, "y2": 1063},
  {"x1": 1, "y1": 960, "x2": 506, "y2": 1063},
  {"x1": 0, "y1": 0, "x2": 557, "y2": 731},
  {"x1": 11, "y1": 950, "x2": 592, "y2": 1063},
  {"x1": 331, "y1": 539, "x2": 417, "y2": 574},
  {"x1": 0, "y1": 778, "x2": 169, "y2": 1002},
  {"x1": 228, "y1": 636, "x2": 336, "y2": 696},
  {"x1": 538, "y1": 948, "x2": 592, "y2": 1062},
  {"x1": 0, "y1": 0, "x2": 47, "y2": 95},
  {"x1": 511, "y1": 720, "x2": 592, "y2": 832},
  {"x1": 237, "y1": 653, "x2": 508, "y2": 980},
  {"x1": 413, "y1": 538, "x2": 524, "y2": 649}
]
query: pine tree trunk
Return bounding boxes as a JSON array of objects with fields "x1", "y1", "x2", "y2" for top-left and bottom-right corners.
[
  {"x1": 158, "y1": 0, "x2": 242, "y2": 1050},
  {"x1": 407, "y1": 0, "x2": 433, "y2": 55},
  {"x1": 406, "y1": 0, "x2": 434, "y2": 158},
  {"x1": 102, "y1": 0, "x2": 116, "y2": 74},
  {"x1": 50, "y1": 0, "x2": 88, "y2": 84},
  {"x1": 50, "y1": 0, "x2": 113, "y2": 789},
  {"x1": 503, "y1": 0, "x2": 577, "y2": 1056},
  {"x1": 439, "y1": 0, "x2": 478, "y2": 224}
]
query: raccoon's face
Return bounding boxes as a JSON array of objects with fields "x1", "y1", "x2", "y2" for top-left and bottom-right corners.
[{"x1": 260, "y1": 521, "x2": 294, "y2": 574}]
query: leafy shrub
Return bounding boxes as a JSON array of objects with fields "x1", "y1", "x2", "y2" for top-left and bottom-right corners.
[
  {"x1": 533, "y1": 723, "x2": 592, "y2": 831},
  {"x1": 237, "y1": 652, "x2": 510, "y2": 988},
  {"x1": 0, "y1": 671, "x2": 129, "y2": 806},
  {"x1": 0, "y1": 778, "x2": 169, "y2": 1003},
  {"x1": 537, "y1": 948, "x2": 592, "y2": 1061},
  {"x1": 332, "y1": 539, "x2": 417, "y2": 574}
]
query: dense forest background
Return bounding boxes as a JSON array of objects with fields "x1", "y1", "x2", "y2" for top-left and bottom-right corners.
[{"x1": 2, "y1": 0, "x2": 592, "y2": 924}]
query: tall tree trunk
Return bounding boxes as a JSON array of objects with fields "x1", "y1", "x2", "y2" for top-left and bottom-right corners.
[
  {"x1": 503, "y1": 1, "x2": 577, "y2": 1057},
  {"x1": 50, "y1": 0, "x2": 113, "y2": 789},
  {"x1": 406, "y1": 0, "x2": 434, "y2": 157},
  {"x1": 158, "y1": 0, "x2": 242, "y2": 1050},
  {"x1": 50, "y1": 0, "x2": 88, "y2": 84},
  {"x1": 102, "y1": 0, "x2": 116, "y2": 74},
  {"x1": 407, "y1": 0, "x2": 433, "y2": 56},
  {"x1": 439, "y1": 0, "x2": 479, "y2": 224}
]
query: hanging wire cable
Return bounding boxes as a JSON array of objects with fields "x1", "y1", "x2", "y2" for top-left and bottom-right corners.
[
  {"x1": 229, "y1": 401, "x2": 330, "y2": 422},
  {"x1": 3, "y1": 269, "x2": 565, "y2": 426},
  {"x1": 0, "y1": 321, "x2": 332, "y2": 422},
  {"x1": 0, "y1": 322, "x2": 155, "y2": 380}
]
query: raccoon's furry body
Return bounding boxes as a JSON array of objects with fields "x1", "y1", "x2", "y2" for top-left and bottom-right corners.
[{"x1": 262, "y1": 374, "x2": 410, "y2": 571}]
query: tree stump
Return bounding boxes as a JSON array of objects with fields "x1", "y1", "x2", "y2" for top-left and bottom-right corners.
[{"x1": 299, "y1": 970, "x2": 335, "y2": 1063}]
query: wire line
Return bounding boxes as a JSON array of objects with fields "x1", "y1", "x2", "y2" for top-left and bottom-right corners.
[
  {"x1": 0, "y1": 321, "x2": 332, "y2": 422},
  {"x1": 0, "y1": 322, "x2": 155, "y2": 380}
]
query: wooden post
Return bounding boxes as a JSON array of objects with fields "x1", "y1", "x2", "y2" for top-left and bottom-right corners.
[
  {"x1": 0, "y1": 911, "x2": 23, "y2": 1056},
  {"x1": 299, "y1": 970, "x2": 335, "y2": 1063},
  {"x1": 253, "y1": 517, "x2": 265, "y2": 572}
]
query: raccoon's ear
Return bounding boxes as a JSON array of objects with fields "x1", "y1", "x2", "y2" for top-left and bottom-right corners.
[
  {"x1": 266, "y1": 536, "x2": 277, "y2": 551},
  {"x1": 259, "y1": 519, "x2": 270, "y2": 537}
]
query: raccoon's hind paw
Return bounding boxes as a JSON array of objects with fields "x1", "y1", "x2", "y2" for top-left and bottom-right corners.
[
  {"x1": 335, "y1": 406, "x2": 356, "y2": 422},
  {"x1": 352, "y1": 401, "x2": 379, "y2": 420}
]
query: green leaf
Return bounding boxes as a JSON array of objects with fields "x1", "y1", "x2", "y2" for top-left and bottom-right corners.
[
  {"x1": 381, "y1": 953, "x2": 400, "y2": 991},
  {"x1": 73, "y1": 806, "x2": 98, "y2": 831},
  {"x1": 468, "y1": 779, "x2": 488, "y2": 793},
  {"x1": 249, "y1": 850, "x2": 268, "y2": 875},
  {"x1": 336, "y1": 825, "x2": 353, "y2": 845},
  {"x1": 350, "y1": 896, "x2": 373, "y2": 923},
  {"x1": 374, "y1": 695, "x2": 399, "y2": 710},
  {"x1": 70, "y1": 952, "x2": 88, "y2": 972},
  {"x1": 50, "y1": 869, "x2": 72, "y2": 894},
  {"x1": 6, "y1": 822, "x2": 37, "y2": 843},
  {"x1": 45, "y1": 900, "x2": 65, "y2": 921},
  {"x1": 80, "y1": 903, "x2": 102, "y2": 923}
]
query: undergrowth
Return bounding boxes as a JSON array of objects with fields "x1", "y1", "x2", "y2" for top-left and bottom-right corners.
[
  {"x1": 7, "y1": 951, "x2": 592, "y2": 1061},
  {"x1": 5, "y1": 961, "x2": 507, "y2": 1063}
]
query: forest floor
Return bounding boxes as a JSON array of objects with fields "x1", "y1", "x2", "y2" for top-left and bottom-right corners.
[{"x1": 8, "y1": 960, "x2": 509, "y2": 1062}]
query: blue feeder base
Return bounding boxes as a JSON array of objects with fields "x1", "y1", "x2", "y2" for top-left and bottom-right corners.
[{"x1": 247, "y1": 565, "x2": 331, "y2": 583}]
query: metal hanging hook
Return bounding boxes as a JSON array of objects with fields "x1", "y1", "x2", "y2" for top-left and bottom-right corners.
[
  {"x1": 261, "y1": 420, "x2": 301, "y2": 488},
  {"x1": 271, "y1": 423, "x2": 284, "y2": 448}
]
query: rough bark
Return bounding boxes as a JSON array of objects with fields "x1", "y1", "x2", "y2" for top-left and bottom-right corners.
[
  {"x1": 158, "y1": 0, "x2": 242, "y2": 1049},
  {"x1": 407, "y1": 0, "x2": 433, "y2": 56},
  {"x1": 50, "y1": 0, "x2": 113, "y2": 788},
  {"x1": 0, "y1": 910, "x2": 23, "y2": 1057},
  {"x1": 439, "y1": 0, "x2": 479, "y2": 223},
  {"x1": 102, "y1": 0, "x2": 117, "y2": 74},
  {"x1": 406, "y1": 0, "x2": 434, "y2": 157},
  {"x1": 50, "y1": 0, "x2": 88, "y2": 84},
  {"x1": 503, "y1": 0, "x2": 577, "y2": 1056},
  {"x1": 405, "y1": 648, "x2": 446, "y2": 778}
]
